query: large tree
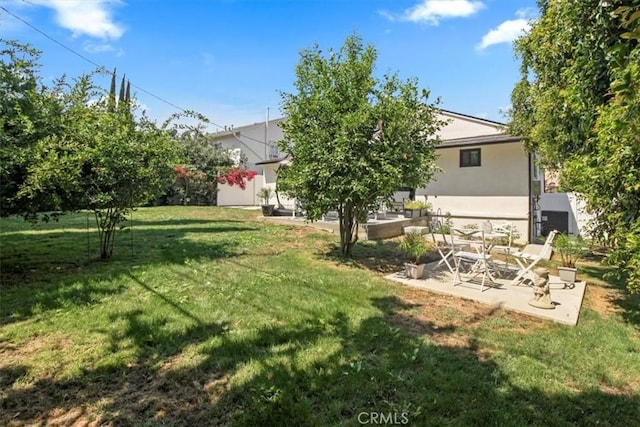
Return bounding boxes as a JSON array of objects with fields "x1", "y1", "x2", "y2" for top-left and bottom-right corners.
[
  {"x1": 510, "y1": 1, "x2": 640, "y2": 293},
  {"x1": 277, "y1": 34, "x2": 445, "y2": 257},
  {"x1": 17, "y1": 73, "x2": 182, "y2": 259},
  {"x1": 1, "y1": 40, "x2": 183, "y2": 259},
  {"x1": 0, "y1": 40, "x2": 63, "y2": 216}
]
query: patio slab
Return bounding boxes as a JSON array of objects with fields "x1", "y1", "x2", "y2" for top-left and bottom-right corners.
[
  {"x1": 263, "y1": 212, "x2": 429, "y2": 240},
  {"x1": 384, "y1": 261, "x2": 586, "y2": 326}
]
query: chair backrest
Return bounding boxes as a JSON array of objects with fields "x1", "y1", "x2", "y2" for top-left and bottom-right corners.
[
  {"x1": 540, "y1": 230, "x2": 559, "y2": 260},
  {"x1": 432, "y1": 229, "x2": 452, "y2": 248},
  {"x1": 492, "y1": 221, "x2": 514, "y2": 248},
  {"x1": 451, "y1": 228, "x2": 489, "y2": 259}
]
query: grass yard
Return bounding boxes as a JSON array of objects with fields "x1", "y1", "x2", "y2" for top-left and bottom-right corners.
[{"x1": 1, "y1": 206, "x2": 639, "y2": 426}]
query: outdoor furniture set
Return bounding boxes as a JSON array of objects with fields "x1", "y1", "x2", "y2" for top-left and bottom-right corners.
[{"x1": 429, "y1": 222, "x2": 560, "y2": 292}]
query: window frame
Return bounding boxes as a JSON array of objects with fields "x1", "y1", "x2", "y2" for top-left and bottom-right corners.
[{"x1": 460, "y1": 148, "x2": 481, "y2": 168}]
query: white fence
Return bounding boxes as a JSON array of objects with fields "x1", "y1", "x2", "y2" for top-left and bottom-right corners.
[
  {"x1": 539, "y1": 192, "x2": 594, "y2": 237},
  {"x1": 217, "y1": 175, "x2": 263, "y2": 206}
]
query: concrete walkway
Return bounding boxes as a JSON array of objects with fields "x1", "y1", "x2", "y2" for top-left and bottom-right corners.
[{"x1": 385, "y1": 261, "x2": 586, "y2": 326}]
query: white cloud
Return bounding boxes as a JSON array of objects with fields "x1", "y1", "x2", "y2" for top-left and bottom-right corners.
[
  {"x1": 83, "y1": 41, "x2": 123, "y2": 56},
  {"x1": 515, "y1": 7, "x2": 537, "y2": 19},
  {"x1": 382, "y1": 0, "x2": 485, "y2": 25},
  {"x1": 33, "y1": 0, "x2": 124, "y2": 40},
  {"x1": 476, "y1": 18, "x2": 531, "y2": 50}
]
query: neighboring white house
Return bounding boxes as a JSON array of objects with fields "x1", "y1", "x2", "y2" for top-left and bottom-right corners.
[
  {"x1": 209, "y1": 117, "x2": 285, "y2": 173},
  {"x1": 211, "y1": 117, "x2": 287, "y2": 207},
  {"x1": 213, "y1": 109, "x2": 595, "y2": 243}
]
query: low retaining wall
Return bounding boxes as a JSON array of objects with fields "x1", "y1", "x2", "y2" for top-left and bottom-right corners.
[{"x1": 263, "y1": 214, "x2": 430, "y2": 240}]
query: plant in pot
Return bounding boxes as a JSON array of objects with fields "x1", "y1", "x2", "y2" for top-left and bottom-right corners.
[
  {"x1": 419, "y1": 201, "x2": 432, "y2": 218},
  {"x1": 403, "y1": 200, "x2": 423, "y2": 219},
  {"x1": 553, "y1": 233, "x2": 587, "y2": 283},
  {"x1": 399, "y1": 232, "x2": 433, "y2": 279},
  {"x1": 257, "y1": 187, "x2": 275, "y2": 216}
]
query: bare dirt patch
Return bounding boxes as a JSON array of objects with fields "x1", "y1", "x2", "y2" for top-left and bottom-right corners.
[
  {"x1": 1, "y1": 362, "x2": 230, "y2": 426},
  {"x1": 387, "y1": 287, "x2": 547, "y2": 348},
  {"x1": 584, "y1": 282, "x2": 623, "y2": 318}
]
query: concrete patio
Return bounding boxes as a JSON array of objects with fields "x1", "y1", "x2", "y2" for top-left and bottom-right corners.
[
  {"x1": 263, "y1": 211, "x2": 429, "y2": 240},
  {"x1": 385, "y1": 261, "x2": 587, "y2": 326}
]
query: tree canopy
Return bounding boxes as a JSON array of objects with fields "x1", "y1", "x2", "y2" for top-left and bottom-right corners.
[
  {"x1": 1, "y1": 39, "x2": 182, "y2": 259},
  {"x1": 0, "y1": 40, "x2": 64, "y2": 217},
  {"x1": 277, "y1": 34, "x2": 445, "y2": 257},
  {"x1": 509, "y1": 1, "x2": 640, "y2": 293}
]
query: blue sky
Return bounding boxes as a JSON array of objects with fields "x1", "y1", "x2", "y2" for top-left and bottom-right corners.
[{"x1": 2, "y1": 0, "x2": 538, "y2": 131}]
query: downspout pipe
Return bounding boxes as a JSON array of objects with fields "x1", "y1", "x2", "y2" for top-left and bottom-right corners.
[{"x1": 528, "y1": 152, "x2": 533, "y2": 243}]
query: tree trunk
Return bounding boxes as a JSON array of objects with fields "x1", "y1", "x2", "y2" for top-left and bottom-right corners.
[
  {"x1": 338, "y1": 202, "x2": 359, "y2": 257},
  {"x1": 95, "y1": 208, "x2": 118, "y2": 260}
]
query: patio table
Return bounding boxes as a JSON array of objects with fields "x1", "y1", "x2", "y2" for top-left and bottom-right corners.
[
  {"x1": 450, "y1": 228, "x2": 506, "y2": 291},
  {"x1": 451, "y1": 229, "x2": 507, "y2": 254}
]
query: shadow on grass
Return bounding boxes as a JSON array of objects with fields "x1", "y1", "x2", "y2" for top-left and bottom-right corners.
[
  {"x1": 0, "y1": 224, "x2": 244, "y2": 325},
  {"x1": 128, "y1": 218, "x2": 250, "y2": 227},
  {"x1": 320, "y1": 240, "x2": 441, "y2": 275},
  {"x1": 4, "y1": 295, "x2": 638, "y2": 426},
  {"x1": 580, "y1": 263, "x2": 640, "y2": 327}
]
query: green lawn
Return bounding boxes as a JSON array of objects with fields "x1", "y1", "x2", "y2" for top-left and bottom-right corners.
[{"x1": 1, "y1": 206, "x2": 639, "y2": 426}]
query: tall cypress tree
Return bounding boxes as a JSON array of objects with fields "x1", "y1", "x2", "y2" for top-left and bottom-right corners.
[
  {"x1": 108, "y1": 68, "x2": 117, "y2": 112},
  {"x1": 118, "y1": 74, "x2": 126, "y2": 105},
  {"x1": 125, "y1": 81, "x2": 131, "y2": 105}
]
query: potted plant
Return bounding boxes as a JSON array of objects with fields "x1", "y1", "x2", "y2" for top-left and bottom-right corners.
[
  {"x1": 257, "y1": 187, "x2": 275, "y2": 216},
  {"x1": 553, "y1": 234, "x2": 587, "y2": 283},
  {"x1": 403, "y1": 200, "x2": 423, "y2": 219},
  {"x1": 399, "y1": 232, "x2": 433, "y2": 279},
  {"x1": 419, "y1": 201, "x2": 432, "y2": 218}
]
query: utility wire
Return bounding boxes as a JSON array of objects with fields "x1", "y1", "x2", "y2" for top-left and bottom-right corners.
[
  {"x1": 1, "y1": 4, "x2": 105, "y2": 71},
  {"x1": 1, "y1": 4, "x2": 228, "y2": 131}
]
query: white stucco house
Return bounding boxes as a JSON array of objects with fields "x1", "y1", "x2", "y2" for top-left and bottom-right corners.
[
  {"x1": 209, "y1": 118, "x2": 286, "y2": 173},
  {"x1": 416, "y1": 110, "x2": 538, "y2": 243},
  {"x1": 211, "y1": 109, "x2": 594, "y2": 243},
  {"x1": 210, "y1": 117, "x2": 290, "y2": 208}
]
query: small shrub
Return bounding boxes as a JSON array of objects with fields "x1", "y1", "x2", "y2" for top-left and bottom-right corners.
[
  {"x1": 399, "y1": 232, "x2": 433, "y2": 264},
  {"x1": 553, "y1": 234, "x2": 588, "y2": 268},
  {"x1": 257, "y1": 187, "x2": 274, "y2": 205},
  {"x1": 402, "y1": 200, "x2": 431, "y2": 210}
]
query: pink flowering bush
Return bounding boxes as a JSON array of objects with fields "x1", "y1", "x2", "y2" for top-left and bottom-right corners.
[
  {"x1": 169, "y1": 166, "x2": 257, "y2": 205},
  {"x1": 172, "y1": 165, "x2": 216, "y2": 205},
  {"x1": 217, "y1": 168, "x2": 257, "y2": 190}
]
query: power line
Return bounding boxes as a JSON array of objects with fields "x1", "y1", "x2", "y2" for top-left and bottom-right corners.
[
  {"x1": 1, "y1": 3, "x2": 228, "y2": 131},
  {"x1": 1, "y1": 4, "x2": 105, "y2": 71}
]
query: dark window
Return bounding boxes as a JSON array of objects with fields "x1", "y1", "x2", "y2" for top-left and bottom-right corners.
[{"x1": 460, "y1": 148, "x2": 481, "y2": 167}]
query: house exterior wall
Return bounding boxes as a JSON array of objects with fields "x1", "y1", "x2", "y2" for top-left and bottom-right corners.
[
  {"x1": 418, "y1": 142, "x2": 531, "y2": 243},
  {"x1": 209, "y1": 119, "x2": 285, "y2": 173},
  {"x1": 214, "y1": 112, "x2": 539, "y2": 242},
  {"x1": 435, "y1": 112, "x2": 503, "y2": 139},
  {"x1": 216, "y1": 163, "x2": 297, "y2": 209}
]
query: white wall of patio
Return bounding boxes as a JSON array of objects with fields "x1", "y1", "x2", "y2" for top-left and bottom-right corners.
[{"x1": 539, "y1": 192, "x2": 593, "y2": 237}]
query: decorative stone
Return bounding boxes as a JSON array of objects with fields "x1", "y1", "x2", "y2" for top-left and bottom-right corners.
[{"x1": 528, "y1": 267, "x2": 555, "y2": 309}]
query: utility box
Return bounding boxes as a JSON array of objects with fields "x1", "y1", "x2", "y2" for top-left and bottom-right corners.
[{"x1": 541, "y1": 210, "x2": 569, "y2": 236}]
